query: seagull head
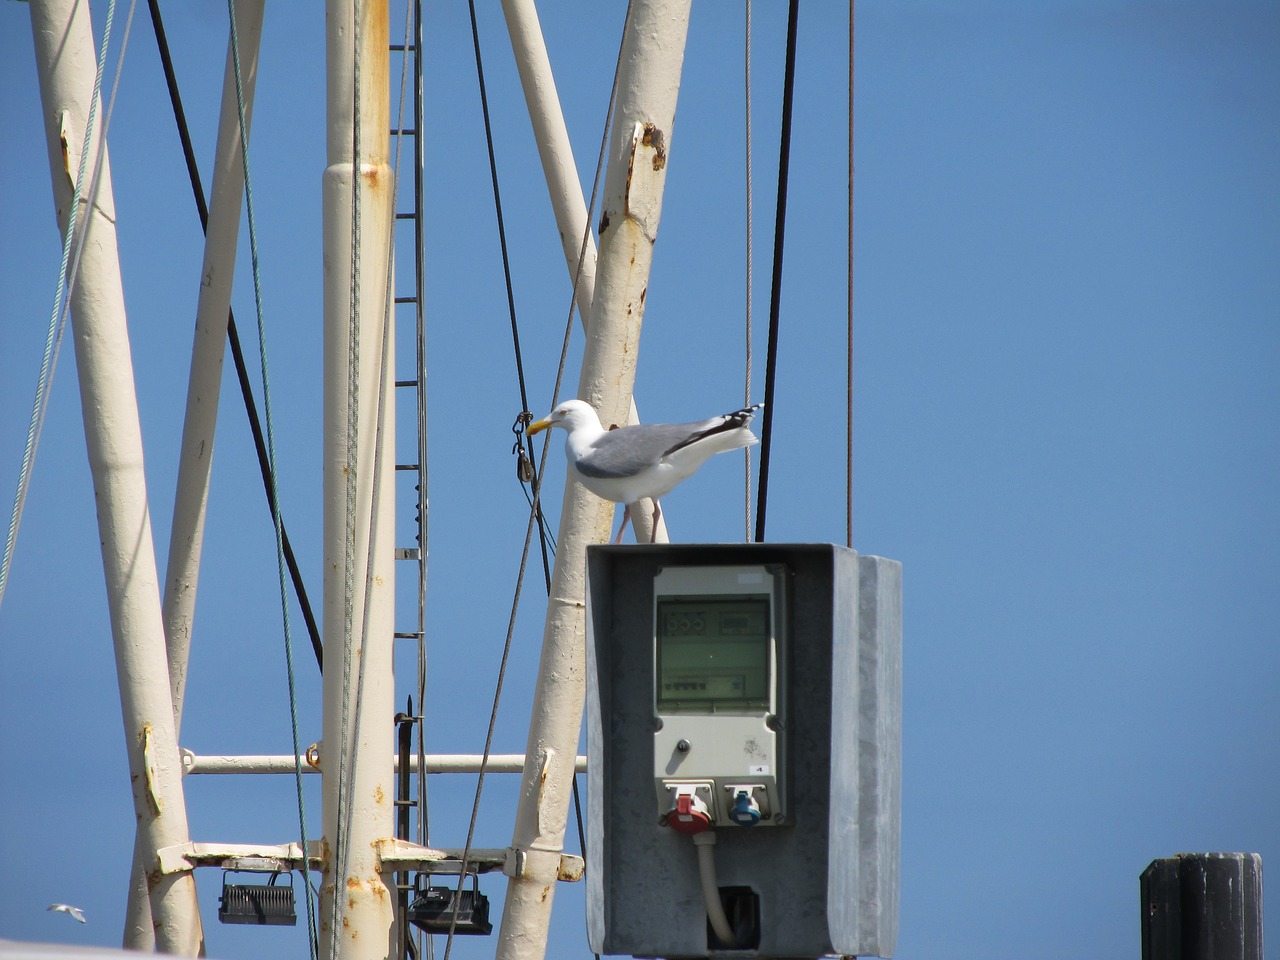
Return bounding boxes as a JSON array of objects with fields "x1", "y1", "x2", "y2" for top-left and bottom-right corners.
[{"x1": 528, "y1": 398, "x2": 603, "y2": 437}]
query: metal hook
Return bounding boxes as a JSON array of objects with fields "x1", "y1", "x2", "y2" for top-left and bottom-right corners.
[{"x1": 512, "y1": 412, "x2": 535, "y2": 482}]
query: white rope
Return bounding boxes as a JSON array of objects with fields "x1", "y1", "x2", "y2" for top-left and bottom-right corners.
[{"x1": 0, "y1": 0, "x2": 136, "y2": 611}]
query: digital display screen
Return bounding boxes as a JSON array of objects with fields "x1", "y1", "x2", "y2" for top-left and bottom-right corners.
[{"x1": 655, "y1": 596, "x2": 770, "y2": 712}]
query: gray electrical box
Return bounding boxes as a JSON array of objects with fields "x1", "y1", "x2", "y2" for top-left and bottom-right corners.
[{"x1": 585, "y1": 544, "x2": 901, "y2": 959}]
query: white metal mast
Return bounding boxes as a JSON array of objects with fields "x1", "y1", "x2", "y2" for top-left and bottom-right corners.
[
  {"x1": 496, "y1": 1, "x2": 693, "y2": 956},
  {"x1": 28, "y1": 0, "x2": 204, "y2": 952},
  {"x1": 320, "y1": 0, "x2": 398, "y2": 957}
]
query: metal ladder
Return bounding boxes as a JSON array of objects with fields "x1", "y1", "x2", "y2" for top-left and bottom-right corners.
[{"x1": 389, "y1": 0, "x2": 430, "y2": 956}]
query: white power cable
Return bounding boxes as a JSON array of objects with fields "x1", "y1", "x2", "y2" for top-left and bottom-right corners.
[{"x1": 692, "y1": 831, "x2": 737, "y2": 946}]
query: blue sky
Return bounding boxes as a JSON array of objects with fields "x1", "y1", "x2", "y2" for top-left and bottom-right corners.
[{"x1": 2, "y1": 2, "x2": 1278, "y2": 959}]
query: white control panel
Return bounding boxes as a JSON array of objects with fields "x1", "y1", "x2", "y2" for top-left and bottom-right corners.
[{"x1": 652, "y1": 564, "x2": 786, "y2": 830}]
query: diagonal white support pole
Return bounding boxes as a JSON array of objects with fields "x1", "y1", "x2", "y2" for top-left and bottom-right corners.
[
  {"x1": 28, "y1": 0, "x2": 203, "y2": 953},
  {"x1": 496, "y1": 3, "x2": 692, "y2": 957},
  {"x1": 499, "y1": 0, "x2": 598, "y2": 319},
  {"x1": 163, "y1": 0, "x2": 265, "y2": 753},
  {"x1": 122, "y1": 1, "x2": 266, "y2": 948}
]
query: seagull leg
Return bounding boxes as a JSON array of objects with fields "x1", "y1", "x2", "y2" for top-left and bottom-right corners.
[
  {"x1": 614, "y1": 504, "x2": 632, "y2": 544},
  {"x1": 649, "y1": 500, "x2": 662, "y2": 543}
]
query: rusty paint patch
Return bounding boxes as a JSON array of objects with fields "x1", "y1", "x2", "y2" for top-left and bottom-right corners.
[
  {"x1": 58, "y1": 111, "x2": 76, "y2": 192},
  {"x1": 642, "y1": 123, "x2": 667, "y2": 171},
  {"x1": 557, "y1": 856, "x2": 586, "y2": 882},
  {"x1": 374, "y1": 784, "x2": 386, "y2": 805},
  {"x1": 540, "y1": 884, "x2": 551, "y2": 903},
  {"x1": 599, "y1": 210, "x2": 611, "y2": 235},
  {"x1": 140, "y1": 723, "x2": 163, "y2": 817},
  {"x1": 347, "y1": 876, "x2": 362, "y2": 890},
  {"x1": 625, "y1": 125, "x2": 638, "y2": 195}
]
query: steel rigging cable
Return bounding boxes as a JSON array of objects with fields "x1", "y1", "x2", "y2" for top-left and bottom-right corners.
[
  {"x1": 847, "y1": 1, "x2": 856, "y2": 548},
  {"x1": 754, "y1": 0, "x2": 800, "y2": 543}
]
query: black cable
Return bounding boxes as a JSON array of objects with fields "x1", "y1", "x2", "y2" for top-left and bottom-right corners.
[
  {"x1": 754, "y1": 0, "x2": 800, "y2": 543},
  {"x1": 846, "y1": 1, "x2": 855, "y2": 549},
  {"x1": 145, "y1": 0, "x2": 323, "y2": 670},
  {"x1": 571, "y1": 773, "x2": 588, "y2": 857},
  {"x1": 464, "y1": 0, "x2": 554, "y2": 593},
  {"x1": 146, "y1": 0, "x2": 206, "y2": 224}
]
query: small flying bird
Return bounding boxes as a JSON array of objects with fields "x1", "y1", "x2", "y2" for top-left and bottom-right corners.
[
  {"x1": 48, "y1": 903, "x2": 87, "y2": 923},
  {"x1": 528, "y1": 398, "x2": 762, "y2": 542}
]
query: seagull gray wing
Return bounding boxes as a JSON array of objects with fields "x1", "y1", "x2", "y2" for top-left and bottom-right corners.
[{"x1": 574, "y1": 420, "x2": 716, "y2": 480}]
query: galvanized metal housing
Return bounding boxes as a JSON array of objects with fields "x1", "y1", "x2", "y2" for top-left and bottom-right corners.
[{"x1": 585, "y1": 543, "x2": 902, "y2": 959}]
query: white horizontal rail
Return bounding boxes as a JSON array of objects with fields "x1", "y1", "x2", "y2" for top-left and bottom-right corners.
[
  {"x1": 180, "y1": 750, "x2": 588, "y2": 775},
  {"x1": 155, "y1": 839, "x2": 585, "y2": 882}
]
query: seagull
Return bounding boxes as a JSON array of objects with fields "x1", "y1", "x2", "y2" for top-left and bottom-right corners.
[
  {"x1": 48, "y1": 903, "x2": 87, "y2": 923},
  {"x1": 528, "y1": 398, "x2": 762, "y2": 542}
]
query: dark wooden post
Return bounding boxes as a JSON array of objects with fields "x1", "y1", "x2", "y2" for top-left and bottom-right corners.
[{"x1": 1142, "y1": 853, "x2": 1263, "y2": 960}]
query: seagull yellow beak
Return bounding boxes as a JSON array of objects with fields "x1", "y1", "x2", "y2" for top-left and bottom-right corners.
[{"x1": 527, "y1": 417, "x2": 553, "y2": 436}]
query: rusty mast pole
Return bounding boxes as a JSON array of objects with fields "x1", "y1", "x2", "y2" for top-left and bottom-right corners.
[{"x1": 320, "y1": 0, "x2": 397, "y2": 957}]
